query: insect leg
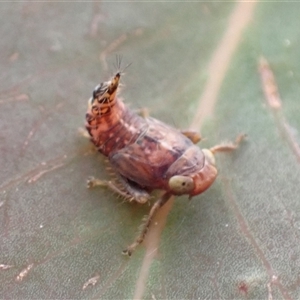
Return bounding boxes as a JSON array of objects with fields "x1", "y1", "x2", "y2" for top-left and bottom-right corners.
[
  {"x1": 78, "y1": 127, "x2": 92, "y2": 139},
  {"x1": 115, "y1": 174, "x2": 151, "y2": 204},
  {"x1": 87, "y1": 176, "x2": 131, "y2": 197},
  {"x1": 87, "y1": 174, "x2": 151, "y2": 204},
  {"x1": 210, "y1": 133, "x2": 247, "y2": 154},
  {"x1": 181, "y1": 130, "x2": 201, "y2": 144},
  {"x1": 123, "y1": 192, "x2": 172, "y2": 256},
  {"x1": 135, "y1": 107, "x2": 150, "y2": 118}
]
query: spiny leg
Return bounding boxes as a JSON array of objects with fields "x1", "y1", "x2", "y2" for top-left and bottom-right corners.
[
  {"x1": 87, "y1": 176, "x2": 130, "y2": 198},
  {"x1": 123, "y1": 192, "x2": 172, "y2": 256},
  {"x1": 210, "y1": 133, "x2": 246, "y2": 154},
  {"x1": 116, "y1": 175, "x2": 150, "y2": 204},
  {"x1": 87, "y1": 174, "x2": 150, "y2": 204}
]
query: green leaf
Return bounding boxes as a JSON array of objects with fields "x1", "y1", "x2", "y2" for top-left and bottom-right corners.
[{"x1": 1, "y1": 2, "x2": 300, "y2": 299}]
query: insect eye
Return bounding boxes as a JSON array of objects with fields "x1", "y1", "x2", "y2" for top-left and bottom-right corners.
[{"x1": 168, "y1": 175, "x2": 194, "y2": 195}]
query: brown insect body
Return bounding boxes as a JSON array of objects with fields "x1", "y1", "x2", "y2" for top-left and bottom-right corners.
[{"x1": 85, "y1": 72, "x2": 217, "y2": 197}]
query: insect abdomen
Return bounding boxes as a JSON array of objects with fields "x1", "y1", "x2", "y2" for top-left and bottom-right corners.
[{"x1": 86, "y1": 99, "x2": 147, "y2": 157}]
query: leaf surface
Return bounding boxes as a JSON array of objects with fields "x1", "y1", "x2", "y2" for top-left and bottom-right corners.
[{"x1": 1, "y1": 2, "x2": 300, "y2": 299}]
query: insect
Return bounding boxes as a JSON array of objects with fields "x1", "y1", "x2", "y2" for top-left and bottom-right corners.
[{"x1": 85, "y1": 60, "x2": 245, "y2": 256}]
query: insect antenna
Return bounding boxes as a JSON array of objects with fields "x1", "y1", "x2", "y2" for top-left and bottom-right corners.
[
  {"x1": 114, "y1": 54, "x2": 132, "y2": 75},
  {"x1": 115, "y1": 54, "x2": 123, "y2": 71}
]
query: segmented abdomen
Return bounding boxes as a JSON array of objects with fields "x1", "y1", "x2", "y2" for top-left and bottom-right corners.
[{"x1": 85, "y1": 97, "x2": 148, "y2": 157}]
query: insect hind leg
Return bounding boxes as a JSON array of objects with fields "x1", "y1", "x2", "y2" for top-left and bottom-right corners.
[
  {"x1": 117, "y1": 175, "x2": 151, "y2": 204},
  {"x1": 87, "y1": 174, "x2": 151, "y2": 204}
]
